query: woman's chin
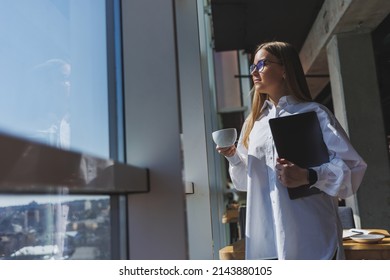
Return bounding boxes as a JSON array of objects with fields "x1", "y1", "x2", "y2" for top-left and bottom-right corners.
[{"x1": 254, "y1": 84, "x2": 263, "y2": 92}]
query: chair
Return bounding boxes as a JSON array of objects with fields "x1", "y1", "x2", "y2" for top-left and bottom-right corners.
[
  {"x1": 238, "y1": 206, "x2": 246, "y2": 240},
  {"x1": 338, "y1": 206, "x2": 356, "y2": 229}
]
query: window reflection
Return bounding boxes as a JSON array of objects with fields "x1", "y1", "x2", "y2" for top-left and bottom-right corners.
[
  {"x1": 28, "y1": 59, "x2": 72, "y2": 149},
  {"x1": 0, "y1": 0, "x2": 109, "y2": 158},
  {"x1": 0, "y1": 195, "x2": 110, "y2": 260}
]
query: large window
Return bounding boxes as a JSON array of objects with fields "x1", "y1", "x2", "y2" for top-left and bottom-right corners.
[
  {"x1": 0, "y1": 0, "x2": 109, "y2": 158},
  {"x1": 0, "y1": 0, "x2": 119, "y2": 260}
]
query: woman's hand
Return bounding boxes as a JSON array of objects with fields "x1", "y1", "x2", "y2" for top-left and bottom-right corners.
[
  {"x1": 275, "y1": 158, "x2": 309, "y2": 188},
  {"x1": 216, "y1": 145, "x2": 236, "y2": 157}
]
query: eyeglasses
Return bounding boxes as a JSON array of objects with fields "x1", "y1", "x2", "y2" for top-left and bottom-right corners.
[{"x1": 249, "y1": 59, "x2": 282, "y2": 74}]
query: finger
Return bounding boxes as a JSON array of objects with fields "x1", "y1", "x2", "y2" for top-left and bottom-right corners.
[
  {"x1": 217, "y1": 145, "x2": 235, "y2": 156},
  {"x1": 216, "y1": 146, "x2": 227, "y2": 152},
  {"x1": 219, "y1": 146, "x2": 228, "y2": 152},
  {"x1": 279, "y1": 159, "x2": 295, "y2": 168},
  {"x1": 277, "y1": 174, "x2": 284, "y2": 185},
  {"x1": 277, "y1": 158, "x2": 290, "y2": 164}
]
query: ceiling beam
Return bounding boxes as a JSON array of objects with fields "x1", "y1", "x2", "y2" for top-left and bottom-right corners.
[{"x1": 299, "y1": 0, "x2": 390, "y2": 98}]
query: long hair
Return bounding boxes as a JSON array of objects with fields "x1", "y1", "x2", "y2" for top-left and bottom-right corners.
[{"x1": 242, "y1": 41, "x2": 313, "y2": 148}]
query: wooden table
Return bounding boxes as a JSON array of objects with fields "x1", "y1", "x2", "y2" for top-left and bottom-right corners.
[
  {"x1": 343, "y1": 229, "x2": 390, "y2": 260},
  {"x1": 222, "y1": 209, "x2": 240, "y2": 243},
  {"x1": 219, "y1": 229, "x2": 390, "y2": 260},
  {"x1": 219, "y1": 238, "x2": 245, "y2": 260}
]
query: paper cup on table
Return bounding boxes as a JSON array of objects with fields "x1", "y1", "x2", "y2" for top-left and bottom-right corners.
[{"x1": 212, "y1": 128, "x2": 237, "y2": 148}]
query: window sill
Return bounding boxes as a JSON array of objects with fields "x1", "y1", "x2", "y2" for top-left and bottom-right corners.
[{"x1": 0, "y1": 132, "x2": 149, "y2": 194}]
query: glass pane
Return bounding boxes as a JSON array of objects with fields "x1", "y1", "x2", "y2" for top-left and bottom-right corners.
[
  {"x1": 0, "y1": 0, "x2": 109, "y2": 158},
  {"x1": 0, "y1": 195, "x2": 110, "y2": 260}
]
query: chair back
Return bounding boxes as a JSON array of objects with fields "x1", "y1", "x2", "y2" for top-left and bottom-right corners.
[
  {"x1": 338, "y1": 206, "x2": 355, "y2": 229},
  {"x1": 238, "y1": 206, "x2": 246, "y2": 239}
]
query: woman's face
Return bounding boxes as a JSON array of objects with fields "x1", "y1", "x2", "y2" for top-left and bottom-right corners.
[{"x1": 251, "y1": 49, "x2": 285, "y2": 100}]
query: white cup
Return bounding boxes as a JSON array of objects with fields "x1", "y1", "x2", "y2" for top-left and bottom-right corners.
[{"x1": 212, "y1": 128, "x2": 237, "y2": 148}]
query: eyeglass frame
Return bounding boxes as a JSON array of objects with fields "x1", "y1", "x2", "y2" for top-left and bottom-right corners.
[{"x1": 249, "y1": 59, "x2": 282, "y2": 74}]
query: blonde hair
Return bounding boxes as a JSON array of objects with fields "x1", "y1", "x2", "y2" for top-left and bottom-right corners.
[{"x1": 242, "y1": 41, "x2": 313, "y2": 148}]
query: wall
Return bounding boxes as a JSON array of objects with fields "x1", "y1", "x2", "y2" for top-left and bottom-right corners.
[{"x1": 121, "y1": 0, "x2": 188, "y2": 259}]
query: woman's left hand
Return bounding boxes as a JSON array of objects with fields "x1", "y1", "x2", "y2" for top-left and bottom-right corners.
[{"x1": 275, "y1": 158, "x2": 309, "y2": 188}]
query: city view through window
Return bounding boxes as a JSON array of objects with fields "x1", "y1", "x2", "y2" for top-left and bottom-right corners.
[{"x1": 0, "y1": 195, "x2": 110, "y2": 259}]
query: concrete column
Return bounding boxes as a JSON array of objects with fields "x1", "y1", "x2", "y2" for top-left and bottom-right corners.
[
  {"x1": 175, "y1": 0, "x2": 214, "y2": 259},
  {"x1": 327, "y1": 32, "x2": 390, "y2": 228},
  {"x1": 122, "y1": 0, "x2": 188, "y2": 259}
]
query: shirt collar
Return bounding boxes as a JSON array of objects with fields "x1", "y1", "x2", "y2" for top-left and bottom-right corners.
[
  {"x1": 278, "y1": 95, "x2": 299, "y2": 107},
  {"x1": 260, "y1": 95, "x2": 299, "y2": 111}
]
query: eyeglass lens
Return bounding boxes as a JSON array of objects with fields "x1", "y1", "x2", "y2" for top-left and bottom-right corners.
[{"x1": 250, "y1": 60, "x2": 265, "y2": 73}]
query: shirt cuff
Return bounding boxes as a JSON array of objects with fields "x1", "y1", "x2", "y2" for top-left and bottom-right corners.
[{"x1": 226, "y1": 153, "x2": 241, "y2": 166}]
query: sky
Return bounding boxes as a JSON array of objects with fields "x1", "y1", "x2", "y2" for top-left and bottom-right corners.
[{"x1": 0, "y1": 0, "x2": 110, "y2": 159}]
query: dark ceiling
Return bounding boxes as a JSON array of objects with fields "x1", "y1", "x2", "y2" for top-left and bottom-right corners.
[{"x1": 211, "y1": 0, "x2": 325, "y2": 54}]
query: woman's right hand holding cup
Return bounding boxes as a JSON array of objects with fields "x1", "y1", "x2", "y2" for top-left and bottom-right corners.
[{"x1": 216, "y1": 145, "x2": 236, "y2": 157}]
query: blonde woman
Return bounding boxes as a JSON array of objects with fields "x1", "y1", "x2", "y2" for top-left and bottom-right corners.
[{"x1": 217, "y1": 41, "x2": 367, "y2": 259}]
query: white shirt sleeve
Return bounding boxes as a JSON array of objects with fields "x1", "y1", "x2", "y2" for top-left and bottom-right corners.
[
  {"x1": 226, "y1": 123, "x2": 249, "y2": 192},
  {"x1": 310, "y1": 106, "x2": 367, "y2": 199}
]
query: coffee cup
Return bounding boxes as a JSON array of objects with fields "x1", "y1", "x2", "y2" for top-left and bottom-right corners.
[{"x1": 212, "y1": 128, "x2": 237, "y2": 148}]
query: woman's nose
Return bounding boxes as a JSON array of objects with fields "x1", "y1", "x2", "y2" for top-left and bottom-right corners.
[{"x1": 251, "y1": 69, "x2": 260, "y2": 77}]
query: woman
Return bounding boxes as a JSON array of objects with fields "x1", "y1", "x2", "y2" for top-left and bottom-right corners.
[{"x1": 217, "y1": 41, "x2": 367, "y2": 260}]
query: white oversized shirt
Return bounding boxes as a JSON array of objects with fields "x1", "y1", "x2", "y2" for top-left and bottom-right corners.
[{"x1": 226, "y1": 96, "x2": 367, "y2": 260}]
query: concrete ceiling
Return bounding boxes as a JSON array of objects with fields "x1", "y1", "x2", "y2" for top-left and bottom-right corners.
[
  {"x1": 210, "y1": 0, "x2": 325, "y2": 54},
  {"x1": 210, "y1": 0, "x2": 327, "y2": 100},
  {"x1": 210, "y1": 0, "x2": 390, "y2": 100}
]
